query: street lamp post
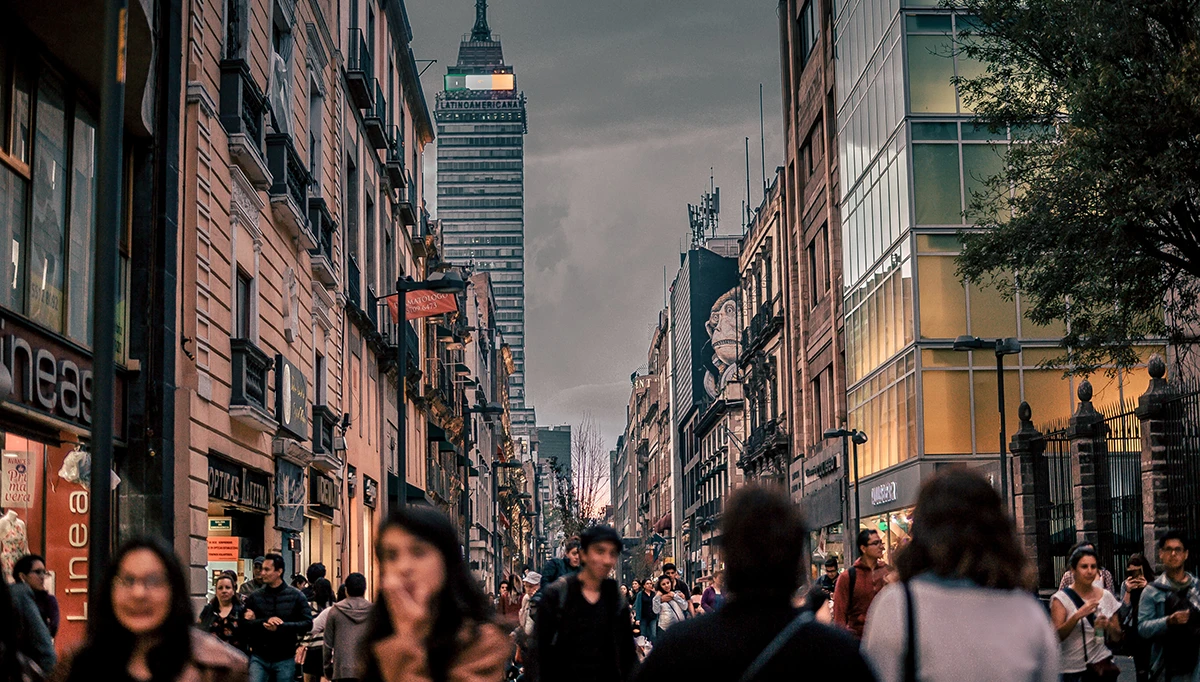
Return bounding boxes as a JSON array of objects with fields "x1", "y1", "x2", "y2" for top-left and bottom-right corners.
[
  {"x1": 388, "y1": 272, "x2": 466, "y2": 512},
  {"x1": 823, "y1": 428, "x2": 869, "y2": 541},
  {"x1": 953, "y1": 336, "x2": 1021, "y2": 511},
  {"x1": 491, "y1": 460, "x2": 522, "y2": 591},
  {"x1": 461, "y1": 402, "x2": 503, "y2": 555}
]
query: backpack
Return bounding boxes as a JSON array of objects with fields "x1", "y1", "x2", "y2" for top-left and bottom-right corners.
[
  {"x1": 845, "y1": 566, "x2": 857, "y2": 613},
  {"x1": 1161, "y1": 584, "x2": 1200, "y2": 676}
]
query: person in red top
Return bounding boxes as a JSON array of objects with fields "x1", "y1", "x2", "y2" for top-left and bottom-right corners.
[{"x1": 832, "y1": 529, "x2": 892, "y2": 639}]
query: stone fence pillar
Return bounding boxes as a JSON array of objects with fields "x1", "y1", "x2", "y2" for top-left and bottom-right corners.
[
  {"x1": 1137, "y1": 355, "x2": 1173, "y2": 559},
  {"x1": 1069, "y1": 380, "x2": 1111, "y2": 558},
  {"x1": 1010, "y1": 401, "x2": 1051, "y2": 587}
]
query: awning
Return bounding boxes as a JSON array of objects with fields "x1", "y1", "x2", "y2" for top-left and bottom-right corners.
[{"x1": 654, "y1": 512, "x2": 672, "y2": 533}]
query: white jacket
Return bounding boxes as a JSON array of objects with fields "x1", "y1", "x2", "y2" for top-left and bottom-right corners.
[{"x1": 653, "y1": 591, "x2": 688, "y2": 630}]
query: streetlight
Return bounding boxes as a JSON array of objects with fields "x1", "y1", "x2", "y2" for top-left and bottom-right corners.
[
  {"x1": 824, "y1": 428, "x2": 869, "y2": 540},
  {"x1": 491, "y1": 460, "x2": 523, "y2": 590},
  {"x1": 388, "y1": 271, "x2": 467, "y2": 511},
  {"x1": 952, "y1": 335, "x2": 1021, "y2": 511}
]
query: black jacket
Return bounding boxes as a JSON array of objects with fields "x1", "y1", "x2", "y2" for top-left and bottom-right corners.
[
  {"x1": 536, "y1": 575, "x2": 637, "y2": 682},
  {"x1": 632, "y1": 598, "x2": 877, "y2": 682},
  {"x1": 539, "y1": 557, "x2": 580, "y2": 590},
  {"x1": 243, "y1": 582, "x2": 313, "y2": 662}
]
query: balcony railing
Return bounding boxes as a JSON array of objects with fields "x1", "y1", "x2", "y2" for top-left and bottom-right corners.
[
  {"x1": 741, "y1": 297, "x2": 784, "y2": 358},
  {"x1": 385, "y1": 125, "x2": 406, "y2": 189},
  {"x1": 364, "y1": 80, "x2": 388, "y2": 150},
  {"x1": 219, "y1": 59, "x2": 270, "y2": 188},
  {"x1": 413, "y1": 208, "x2": 430, "y2": 257},
  {"x1": 312, "y1": 404, "x2": 338, "y2": 458},
  {"x1": 367, "y1": 286, "x2": 380, "y2": 330},
  {"x1": 230, "y1": 338, "x2": 272, "y2": 412},
  {"x1": 267, "y1": 134, "x2": 309, "y2": 210},
  {"x1": 398, "y1": 172, "x2": 417, "y2": 226},
  {"x1": 347, "y1": 257, "x2": 362, "y2": 311},
  {"x1": 345, "y1": 28, "x2": 373, "y2": 109},
  {"x1": 308, "y1": 197, "x2": 336, "y2": 285}
]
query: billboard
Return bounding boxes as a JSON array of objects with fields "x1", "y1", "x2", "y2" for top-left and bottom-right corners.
[{"x1": 670, "y1": 246, "x2": 739, "y2": 423}]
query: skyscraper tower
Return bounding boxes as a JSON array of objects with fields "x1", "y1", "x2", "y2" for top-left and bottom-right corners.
[{"x1": 436, "y1": 1, "x2": 531, "y2": 417}]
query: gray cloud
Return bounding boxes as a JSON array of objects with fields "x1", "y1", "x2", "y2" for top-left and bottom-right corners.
[{"x1": 407, "y1": 0, "x2": 784, "y2": 448}]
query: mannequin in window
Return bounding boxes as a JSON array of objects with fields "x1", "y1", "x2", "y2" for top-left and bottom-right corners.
[{"x1": 0, "y1": 510, "x2": 29, "y2": 581}]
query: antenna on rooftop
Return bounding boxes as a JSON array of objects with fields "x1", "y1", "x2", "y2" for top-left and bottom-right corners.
[{"x1": 687, "y1": 172, "x2": 720, "y2": 247}]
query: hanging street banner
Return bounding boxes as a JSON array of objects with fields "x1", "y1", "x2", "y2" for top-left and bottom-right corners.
[{"x1": 384, "y1": 290, "x2": 459, "y2": 323}]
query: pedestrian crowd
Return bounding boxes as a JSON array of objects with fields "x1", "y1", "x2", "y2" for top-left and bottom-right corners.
[{"x1": 3, "y1": 468, "x2": 1200, "y2": 682}]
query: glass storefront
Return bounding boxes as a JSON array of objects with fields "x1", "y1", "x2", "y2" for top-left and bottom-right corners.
[
  {"x1": 809, "y1": 522, "x2": 846, "y2": 581},
  {"x1": 860, "y1": 507, "x2": 915, "y2": 566},
  {"x1": 2, "y1": 434, "x2": 96, "y2": 655}
]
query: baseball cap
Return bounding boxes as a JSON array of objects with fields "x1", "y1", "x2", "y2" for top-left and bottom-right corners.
[
  {"x1": 523, "y1": 571, "x2": 542, "y2": 585},
  {"x1": 580, "y1": 525, "x2": 622, "y2": 552},
  {"x1": 253, "y1": 556, "x2": 265, "y2": 566}
]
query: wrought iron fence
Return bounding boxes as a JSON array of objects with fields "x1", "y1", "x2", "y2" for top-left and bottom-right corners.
[
  {"x1": 1100, "y1": 400, "x2": 1143, "y2": 575},
  {"x1": 1163, "y1": 380, "x2": 1200, "y2": 573},
  {"x1": 1043, "y1": 420, "x2": 1075, "y2": 581}
]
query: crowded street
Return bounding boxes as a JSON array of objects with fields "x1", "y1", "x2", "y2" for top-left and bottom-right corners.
[{"x1": 3, "y1": 0, "x2": 1200, "y2": 680}]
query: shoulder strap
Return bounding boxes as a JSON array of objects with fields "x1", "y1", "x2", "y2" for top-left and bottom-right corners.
[
  {"x1": 903, "y1": 581, "x2": 918, "y2": 682},
  {"x1": 1062, "y1": 587, "x2": 1085, "y2": 609},
  {"x1": 737, "y1": 610, "x2": 814, "y2": 682},
  {"x1": 847, "y1": 566, "x2": 857, "y2": 612}
]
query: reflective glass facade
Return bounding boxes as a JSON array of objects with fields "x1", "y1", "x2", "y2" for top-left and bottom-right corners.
[{"x1": 835, "y1": 1, "x2": 1086, "y2": 482}]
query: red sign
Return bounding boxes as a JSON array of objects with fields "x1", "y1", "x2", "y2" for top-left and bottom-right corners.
[
  {"x1": 207, "y1": 537, "x2": 240, "y2": 561},
  {"x1": 384, "y1": 291, "x2": 458, "y2": 322},
  {"x1": 43, "y1": 444, "x2": 89, "y2": 657}
]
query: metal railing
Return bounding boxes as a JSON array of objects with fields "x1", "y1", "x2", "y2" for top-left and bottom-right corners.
[
  {"x1": 219, "y1": 59, "x2": 266, "y2": 148},
  {"x1": 230, "y1": 338, "x2": 271, "y2": 411},
  {"x1": 308, "y1": 198, "x2": 335, "y2": 263},
  {"x1": 1164, "y1": 382, "x2": 1200, "y2": 573},
  {"x1": 1042, "y1": 422, "x2": 1076, "y2": 581},
  {"x1": 347, "y1": 257, "x2": 362, "y2": 311},
  {"x1": 266, "y1": 134, "x2": 310, "y2": 209},
  {"x1": 1100, "y1": 402, "x2": 1144, "y2": 575}
]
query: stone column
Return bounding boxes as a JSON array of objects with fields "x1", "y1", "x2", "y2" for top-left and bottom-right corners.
[
  {"x1": 1136, "y1": 355, "x2": 1173, "y2": 559},
  {"x1": 1069, "y1": 380, "x2": 1111, "y2": 555},
  {"x1": 1010, "y1": 401, "x2": 1051, "y2": 587}
]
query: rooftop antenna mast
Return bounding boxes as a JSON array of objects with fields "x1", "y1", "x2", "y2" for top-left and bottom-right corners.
[
  {"x1": 687, "y1": 171, "x2": 720, "y2": 247},
  {"x1": 472, "y1": 0, "x2": 492, "y2": 41},
  {"x1": 760, "y1": 84, "x2": 768, "y2": 196},
  {"x1": 745, "y1": 137, "x2": 752, "y2": 231}
]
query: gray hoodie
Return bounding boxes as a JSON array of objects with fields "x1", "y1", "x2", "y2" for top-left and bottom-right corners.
[{"x1": 323, "y1": 597, "x2": 373, "y2": 681}]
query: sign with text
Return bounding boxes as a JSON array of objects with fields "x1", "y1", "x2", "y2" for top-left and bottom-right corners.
[
  {"x1": 309, "y1": 468, "x2": 339, "y2": 518},
  {"x1": 275, "y1": 459, "x2": 305, "y2": 532},
  {"x1": 274, "y1": 355, "x2": 309, "y2": 441},
  {"x1": 207, "y1": 537, "x2": 239, "y2": 561},
  {"x1": 2, "y1": 451, "x2": 32, "y2": 508},
  {"x1": 385, "y1": 290, "x2": 459, "y2": 322},
  {"x1": 207, "y1": 452, "x2": 271, "y2": 513}
]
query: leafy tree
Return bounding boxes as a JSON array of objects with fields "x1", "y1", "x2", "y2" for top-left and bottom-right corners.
[{"x1": 952, "y1": 0, "x2": 1200, "y2": 374}]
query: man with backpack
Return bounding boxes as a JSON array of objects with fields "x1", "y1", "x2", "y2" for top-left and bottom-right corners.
[
  {"x1": 535, "y1": 525, "x2": 637, "y2": 682},
  {"x1": 632, "y1": 485, "x2": 874, "y2": 682},
  {"x1": 833, "y1": 529, "x2": 892, "y2": 639},
  {"x1": 1139, "y1": 531, "x2": 1200, "y2": 682}
]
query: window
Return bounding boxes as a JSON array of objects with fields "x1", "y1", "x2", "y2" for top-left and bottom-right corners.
[
  {"x1": 364, "y1": 191, "x2": 375, "y2": 293},
  {"x1": 807, "y1": 240, "x2": 819, "y2": 308},
  {"x1": 346, "y1": 154, "x2": 359, "y2": 262},
  {"x1": 308, "y1": 79, "x2": 323, "y2": 190},
  {"x1": 224, "y1": 0, "x2": 246, "y2": 60},
  {"x1": 315, "y1": 351, "x2": 326, "y2": 405},
  {"x1": 818, "y1": 223, "x2": 831, "y2": 292},
  {"x1": 235, "y1": 269, "x2": 253, "y2": 339},
  {"x1": 28, "y1": 75, "x2": 67, "y2": 332},
  {"x1": 812, "y1": 371, "x2": 826, "y2": 438},
  {"x1": 912, "y1": 143, "x2": 961, "y2": 225},
  {"x1": 67, "y1": 109, "x2": 97, "y2": 343},
  {"x1": 799, "y1": 0, "x2": 817, "y2": 66}
]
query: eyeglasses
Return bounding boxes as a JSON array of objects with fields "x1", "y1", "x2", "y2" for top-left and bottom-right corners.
[
  {"x1": 114, "y1": 574, "x2": 170, "y2": 592},
  {"x1": 866, "y1": 540, "x2": 884, "y2": 547},
  {"x1": 26, "y1": 568, "x2": 46, "y2": 576},
  {"x1": 1162, "y1": 547, "x2": 1188, "y2": 555}
]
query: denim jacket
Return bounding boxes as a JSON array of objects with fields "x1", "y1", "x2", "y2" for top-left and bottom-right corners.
[{"x1": 1138, "y1": 572, "x2": 1200, "y2": 681}]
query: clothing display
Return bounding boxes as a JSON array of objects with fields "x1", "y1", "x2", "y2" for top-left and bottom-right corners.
[{"x1": 1, "y1": 510, "x2": 30, "y2": 581}]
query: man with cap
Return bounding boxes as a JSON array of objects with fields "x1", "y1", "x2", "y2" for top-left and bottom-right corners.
[
  {"x1": 535, "y1": 525, "x2": 637, "y2": 682},
  {"x1": 239, "y1": 556, "x2": 266, "y2": 596}
]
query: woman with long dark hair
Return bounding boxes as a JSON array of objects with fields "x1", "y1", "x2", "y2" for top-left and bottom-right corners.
[
  {"x1": 198, "y1": 572, "x2": 252, "y2": 653},
  {"x1": 52, "y1": 538, "x2": 247, "y2": 682},
  {"x1": 862, "y1": 468, "x2": 1061, "y2": 682},
  {"x1": 361, "y1": 506, "x2": 510, "y2": 682}
]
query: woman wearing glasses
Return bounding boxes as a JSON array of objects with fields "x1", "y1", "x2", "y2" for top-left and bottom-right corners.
[
  {"x1": 51, "y1": 538, "x2": 249, "y2": 682},
  {"x1": 12, "y1": 554, "x2": 58, "y2": 639}
]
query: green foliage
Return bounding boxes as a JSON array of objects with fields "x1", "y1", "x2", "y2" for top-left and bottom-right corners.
[{"x1": 952, "y1": 0, "x2": 1200, "y2": 374}]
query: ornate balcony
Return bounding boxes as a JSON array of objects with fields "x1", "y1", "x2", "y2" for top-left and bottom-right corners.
[
  {"x1": 308, "y1": 197, "x2": 336, "y2": 286},
  {"x1": 219, "y1": 60, "x2": 271, "y2": 189},
  {"x1": 311, "y1": 404, "x2": 340, "y2": 472},
  {"x1": 740, "y1": 297, "x2": 784, "y2": 361},
  {"x1": 412, "y1": 208, "x2": 430, "y2": 258},
  {"x1": 364, "y1": 80, "x2": 388, "y2": 150},
  {"x1": 738, "y1": 418, "x2": 790, "y2": 476},
  {"x1": 345, "y1": 28, "x2": 373, "y2": 109},
  {"x1": 229, "y1": 338, "x2": 275, "y2": 432},
  {"x1": 398, "y1": 173, "x2": 417, "y2": 226},
  {"x1": 266, "y1": 133, "x2": 315, "y2": 249},
  {"x1": 385, "y1": 125, "x2": 406, "y2": 189}
]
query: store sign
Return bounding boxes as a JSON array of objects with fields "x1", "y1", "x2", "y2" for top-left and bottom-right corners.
[
  {"x1": 275, "y1": 355, "x2": 309, "y2": 441},
  {"x1": 275, "y1": 459, "x2": 305, "y2": 532},
  {"x1": 207, "y1": 537, "x2": 239, "y2": 561},
  {"x1": 208, "y1": 517, "x2": 232, "y2": 534},
  {"x1": 309, "y1": 469, "x2": 339, "y2": 518},
  {"x1": 805, "y1": 456, "x2": 839, "y2": 479},
  {"x1": 0, "y1": 315, "x2": 126, "y2": 438},
  {"x1": 207, "y1": 453, "x2": 271, "y2": 513},
  {"x1": 871, "y1": 481, "x2": 898, "y2": 507},
  {"x1": 2, "y1": 451, "x2": 32, "y2": 508},
  {"x1": 363, "y1": 475, "x2": 378, "y2": 509}
]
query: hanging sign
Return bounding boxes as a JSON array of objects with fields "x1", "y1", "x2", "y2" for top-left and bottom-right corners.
[
  {"x1": 1, "y1": 451, "x2": 32, "y2": 508},
  {"x1": 384, "y1": 291, "x2": 459, "y2": 322},
  {"x1": 274, "y1": 355, "x2": 309, "y2": 441}
]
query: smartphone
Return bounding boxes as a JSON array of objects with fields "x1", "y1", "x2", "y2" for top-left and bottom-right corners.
[{"x1": 1127, "y1": 567, "x2": 1143, "y2": 580}]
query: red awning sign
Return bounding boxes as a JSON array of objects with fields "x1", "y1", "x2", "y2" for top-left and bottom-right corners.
[{"x1": 384, "y1": 290, "x2": 459, "y2": 322}]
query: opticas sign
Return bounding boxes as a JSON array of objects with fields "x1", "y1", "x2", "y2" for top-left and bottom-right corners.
[{"x1": 444, "y1": 74, "x2": 515, "y2": 91}]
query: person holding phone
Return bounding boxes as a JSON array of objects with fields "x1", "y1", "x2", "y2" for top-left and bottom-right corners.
[{"x1": 1120, "y1": 555, "x2": 1156, "y2": 682}]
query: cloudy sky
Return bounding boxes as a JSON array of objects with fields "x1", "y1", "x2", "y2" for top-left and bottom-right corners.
[{"x1": 406, "y1": 0, "x2": 785, "y2": 448}]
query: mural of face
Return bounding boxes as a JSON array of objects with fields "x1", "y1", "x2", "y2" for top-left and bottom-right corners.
[{"x1": 704, "y1": 290, "x2": 739, "y2": 398}]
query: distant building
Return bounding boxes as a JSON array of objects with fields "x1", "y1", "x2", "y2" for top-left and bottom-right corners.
[{"x1": 537, "y1": 424, "x2": 573, "y2": 480}]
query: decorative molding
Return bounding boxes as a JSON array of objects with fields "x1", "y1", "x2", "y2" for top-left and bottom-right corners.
[
  {"x1": 185, "y1": 81, "x2": 218, "y2": 119},
  {"x1": 229, "y1": 165, "x2": 265, "y2": 238},
  {"x1": 306, "y1": 23, "x2": 329, "y2": 70}
]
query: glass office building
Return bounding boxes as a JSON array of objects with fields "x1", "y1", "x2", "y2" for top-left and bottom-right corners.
[
  {"x1": 436, "y1": 11, "x2": 530, "y2": 408},
  {"x1": 834, "y1": 0, "x2": 1150, "y2": 519}
]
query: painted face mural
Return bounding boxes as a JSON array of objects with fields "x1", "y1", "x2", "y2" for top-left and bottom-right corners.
[{"x1": 704, "y1": 289, "x2": 739, "y2": 399}]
